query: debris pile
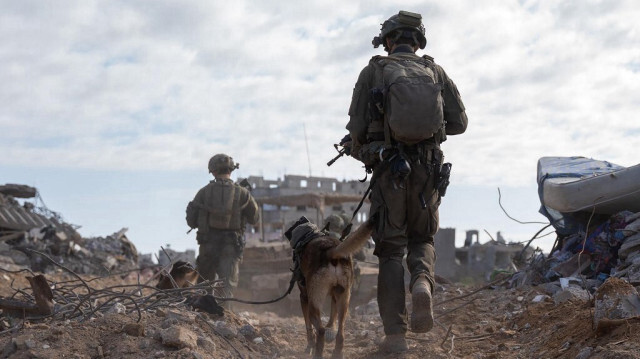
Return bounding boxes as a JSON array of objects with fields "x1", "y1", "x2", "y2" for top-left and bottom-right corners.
[
  {"x1": 0, "y1": 271, "x2": 276, "y2": 359},
  {"x1": 0, "y1": 183, "x2": 141, "y2": 275},
  {"x1": 512, "y1": 211, "x2": 640, "y2": 292}
]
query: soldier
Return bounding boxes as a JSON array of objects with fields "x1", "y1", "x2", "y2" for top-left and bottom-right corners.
[
  {"x1": 186, "y1": 154, "x2": 259, "y2": 300},
  {"x1": 323, "y1": 213, "x2": 345, "y2": 240},
  {"x1": 343, "y1": 11, "x2": 468, "y2": 352},
  {"x1": 324, "y1": 213, "x2": 365, "y2": 291}
]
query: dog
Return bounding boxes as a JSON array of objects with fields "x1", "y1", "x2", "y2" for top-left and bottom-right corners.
[
  {"x1": 285, "y1": 216, "x2": 374, "y2": 359},
  {"x1": 156, "y1": 260, "x2": 199, "y2": 290}
]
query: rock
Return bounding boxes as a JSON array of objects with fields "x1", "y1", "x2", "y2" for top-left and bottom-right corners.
[
  {"x1": 197, "y1": 335, "x2": 216, "y2": 349},
  {"x1": 213, "y1": 321, "x2": 236, "y2": 339},
  {"x1": 161, "y1": 318, "x2": 179, "y2": 329},
  {"x1": 6, "y1": 250, "x2": 29, "y2": 265},
  {"x1": 532, "y1": 294, "x2": 549, "y2": 303},
  {"x1": 138, "y1": 339, "x2": 151, "y2": 349},
  {"x1": 354, "y1": 299, "x2": 379, "y2": 316},
  {"x1": 594, "y1": 277, "x2": 640, "y2": 328},
  {"x1": 161, "y1": 327, "x2": 198, "y2": 349},
  {"x1": 107, "y1": 302, "x2": 126, "y2": 314},
  {"x1": 238, "y1": 324, "x2": 258, "y2": 339},
  {"x1": 575, "y1": 346, "x2": 593, "y2": 359},
  {"x1": 122, "y1": 323, "x2": 145, "y2": 337},
  {"x1": 553, "y1": 287, "x2": 590, "y2": 304},
  {"x1": 253, "y1": 337, "x2": 264, "y2": 344},
  {"x1": 165, "y1": 309, "x2": 196, "y2": 324},
  {"x1": 537, "y1": 282, "x2": 561, "y2": 296},
  {"x1": 12, "y1": 335, "x2": 36, "y2": 350}
]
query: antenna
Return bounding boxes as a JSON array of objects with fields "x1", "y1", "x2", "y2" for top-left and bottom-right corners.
[{"x1": 303, "y1": 123, "x2": 312, "y2": 177}]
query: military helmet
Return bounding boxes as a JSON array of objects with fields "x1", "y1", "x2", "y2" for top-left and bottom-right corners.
[
  {"x1": 208, "y1": 153, "x2": 239, "y2": 174},
  {"x1": 324, "y1": 214, "x2": 345, "y2": 233},
  {"x1": 372, "y1": 10, "x2": 427, "y2": 51}
]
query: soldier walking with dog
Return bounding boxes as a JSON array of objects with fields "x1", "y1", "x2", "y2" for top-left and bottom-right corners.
[
  {"x1": 186, "y1": 154, "x2": 259, "y2": 301},
  {"x1": 342, "y1": 11, "x2": 468, "y2": 352}
]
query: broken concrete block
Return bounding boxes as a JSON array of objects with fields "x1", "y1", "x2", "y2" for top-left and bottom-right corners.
[
  {"x1": 594, "y1": 277, "x2": 640, "y2": 329},
  {"x1": 553, "y1": 287, "x2": 590, "y2": 304},
  {"x1": 532, "y1": 294, "x2": 550, "y2": 303},
  {"x1": 160, "y1": 327, "x2": 197, "y2": 349},
  {"x1": 537, "y1": 282, "x2": 561, "y2": 296},
  {"x1": 619, "y1": 233, "x2": 640, "y2": 259},
  {"x1": 553, "y1": 254, "x2": 592, "y2": 278}
]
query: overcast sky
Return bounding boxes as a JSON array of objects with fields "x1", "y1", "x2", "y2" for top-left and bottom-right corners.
[{"x1": 2, "y1": 1, "x2": 639, "y2": 255}]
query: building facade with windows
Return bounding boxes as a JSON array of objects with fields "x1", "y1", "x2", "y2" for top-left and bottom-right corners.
[{"x1": 242, "y1": 175, "x2": 370, "y2": 242}]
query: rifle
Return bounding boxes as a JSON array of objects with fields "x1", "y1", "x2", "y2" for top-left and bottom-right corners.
[
  {"x1": 327, "y1": 145, "x2": 347, "y2": 166},
  {"x1": 326, "y1": 134, "x2": 352, "y2": 167}
]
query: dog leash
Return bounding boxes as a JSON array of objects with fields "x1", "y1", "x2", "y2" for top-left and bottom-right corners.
[
  {"x1": 213, "y1": 232, "x2": 321, "y2": 305},
  {"x1": 213, "y1": 274, "x2": 298, "y2": 305}
]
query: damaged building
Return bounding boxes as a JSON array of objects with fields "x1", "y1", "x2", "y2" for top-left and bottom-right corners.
[
  {"x1": 242, "y1": 175, "x2": 371, "y2": 242},
  {"x1": 0, "y1": 183, "x2": 140, "y2": 275}
]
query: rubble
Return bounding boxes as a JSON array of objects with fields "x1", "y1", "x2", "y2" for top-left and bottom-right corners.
[
  {"x1": 0, "y1": 184, "x2": 142, "y2": 276},
  {"x1": 511, "y1": 209, "x2": 640, "y2": 292},
  {"x1": 593, "y1": 277, "x2": 640, "y2": 329}
]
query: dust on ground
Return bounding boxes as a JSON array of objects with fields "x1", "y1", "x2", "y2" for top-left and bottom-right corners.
[{"x1": 1, "y1": 270, "x2": 640, "y2": 359}]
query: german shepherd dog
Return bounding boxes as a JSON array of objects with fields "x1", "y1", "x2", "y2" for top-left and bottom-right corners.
[
  {"x1": 156, "y1": 261, "x2": 224, "y2": 316},
  {"x1": 156, "y1": 260, "x2": 199, "y2": 290},
  {"x1": 285, "y1": 216, "x2": 374, "y2": 359}
]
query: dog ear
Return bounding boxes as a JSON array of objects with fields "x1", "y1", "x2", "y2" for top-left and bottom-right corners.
[{"x1": 285, "y1": 216, "x2": 310, "y2": 240}]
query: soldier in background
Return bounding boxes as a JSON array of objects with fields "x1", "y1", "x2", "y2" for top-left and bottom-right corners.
[
  {"x1": 323, "y1": 213, "x2": 345, "y2": 240},
  {"x1": 324, "y1": 213, "x2": 366, "y2": 290},
  {"x1": 186, "y1": 154, "x2": 259, "y2": 301}
]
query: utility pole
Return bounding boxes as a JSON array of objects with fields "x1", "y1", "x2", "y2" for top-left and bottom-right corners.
[{"x1": 303, "y1": 123, "x2": 312, "y2": 177}]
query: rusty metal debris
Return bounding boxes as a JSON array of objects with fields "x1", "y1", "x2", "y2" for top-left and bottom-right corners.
[{"x1": 0, "y1": 253, "x2": 225, "y2": 335}]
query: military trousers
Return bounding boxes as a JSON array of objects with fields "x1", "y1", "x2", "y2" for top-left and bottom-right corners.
[
  {"x1": 369, "y1": 158, "x2": 439, "y2": 335},
  {"x1": 195, "y1": 232, "x2": 243, "y2": 290}
]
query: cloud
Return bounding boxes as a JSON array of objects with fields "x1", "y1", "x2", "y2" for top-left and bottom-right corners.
[{"x1": 1, "y1": 0, "x2": 639, "y2": 188}]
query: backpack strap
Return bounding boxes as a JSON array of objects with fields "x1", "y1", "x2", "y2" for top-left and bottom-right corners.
[{"x1": 421, "y1": 54, "x2": 447, "y2": 145}]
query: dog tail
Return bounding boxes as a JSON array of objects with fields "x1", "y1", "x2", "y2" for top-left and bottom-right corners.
[{"x1": 328, "y1": 219, "x2": 375, "y2": 259}]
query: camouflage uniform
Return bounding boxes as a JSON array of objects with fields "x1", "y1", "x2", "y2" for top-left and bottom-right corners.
[
  {"x1": 187, "y1": 155, "x2": 259, "y2": 290},
  {"x1": 346, "y1": 39, "x2": 467, "y2": 336}
]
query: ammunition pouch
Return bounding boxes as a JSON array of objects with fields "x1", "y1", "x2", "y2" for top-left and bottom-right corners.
[
  {"x1": 390, "y1": 154, "x2": 411, "y2": 180},
  {"x1": 198, "y1": 230, "x2": 245, "y2": 257},
  {"x1": 357, "y1": 141, "x2": 389, "y2": 167}
]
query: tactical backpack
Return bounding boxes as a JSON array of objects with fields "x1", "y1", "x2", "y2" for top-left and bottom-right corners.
[{"x1": 373, "y1": 55, "x2": 444, "y2": 145}]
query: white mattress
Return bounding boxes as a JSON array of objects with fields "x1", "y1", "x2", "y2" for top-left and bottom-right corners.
[{"x1": 539, "y1": 158, "x2": 640, "y2": 214}]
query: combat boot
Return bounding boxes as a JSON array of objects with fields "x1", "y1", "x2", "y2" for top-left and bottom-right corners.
[
  {"x1": 410, "y1": 276, "x2": 434, "y2": 333},
  {"x1": 379, "y1": 333, "x2": 408, "y2": 353}
]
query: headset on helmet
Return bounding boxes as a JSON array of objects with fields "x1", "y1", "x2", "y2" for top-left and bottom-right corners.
[
  {"x1": 372, "y1": 10, "x2": 427, "y2": 51},
  {"x1": 208, "y1": 153, "x2": 239, "y2": 174}
]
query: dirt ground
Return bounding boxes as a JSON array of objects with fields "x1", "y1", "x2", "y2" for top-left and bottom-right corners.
[{"x1": 2, "y1": 269, "x2": 640, "y2": 359}]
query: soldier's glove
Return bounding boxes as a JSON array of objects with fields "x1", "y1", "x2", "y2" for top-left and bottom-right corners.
[{"x1": 340, "y1": 134, "x2": 352, "y2": 156}]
